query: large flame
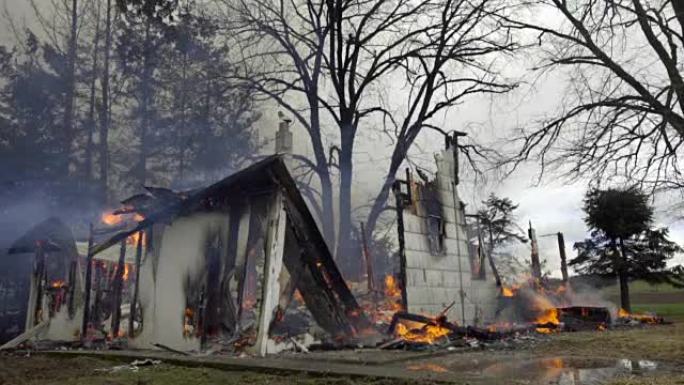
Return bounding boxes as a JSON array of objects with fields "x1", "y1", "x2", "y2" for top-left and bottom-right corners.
[
  {"x1": 395, "y1": 321, "x2": 451, "y2": 344},
  {"x1": 384, "y1": 275, "x2": 401, "y2": 297},
  {"x1": 535, "y1": 308, "x2": 560, "y2": 333},
  {"x1": 618, "y1": 308, "x2": 660, "y2": 324}
]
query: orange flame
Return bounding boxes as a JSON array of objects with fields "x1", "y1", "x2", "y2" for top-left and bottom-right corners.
[
  {"x1": 618, "y1": 308, "x2": 659, "y2": 324},
  {"x1": 127, "y1": 231, "x2": 145, "y2": 246},
  {"x1": 51, "y1": 280, "x2": 66, "y2": 288},
  {"x1": 101, "y1": 211, "x2": 122, "y2": 226},
  {"x1": 384, "y1": 275, "x2": 401, "y2": 297},
  {"x1": 122, "y1": 264, "x2": 130, "y2": 281},
  {"x1": 501, "y1": 287, "x2": 514, "y2": 297},
  {"x1": 183, "y1": 307, "x2": 194, "y2": 337},
  {"x1": 535, "y1": 308, "x2": 559, "y2": 333},
  {"x1": 395, "y1": 321, "x2": 451, "y2": 344}
]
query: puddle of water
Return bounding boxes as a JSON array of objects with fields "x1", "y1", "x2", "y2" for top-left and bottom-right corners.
[
  {"x1": 475, "y1": 357, "x2": 660, "y2": 385},
  {"x1": 404, "y1": 356, "x2": 663, "y2": 384}
]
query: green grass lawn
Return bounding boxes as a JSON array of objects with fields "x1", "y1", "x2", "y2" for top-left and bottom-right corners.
[
  {"x1": 602, "y1": 280, "x2": 684, "y2": 295},
  {"x1": 632, "y1": 303, "x2": 684, "y2": 321},
  {"x1": 600, "y1": 280, "x2": 684, "y2": 322}
]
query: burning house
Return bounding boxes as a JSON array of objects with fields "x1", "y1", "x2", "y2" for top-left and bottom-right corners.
[{"x1": 1, "y1": 127, "x2": 667, "y2": 356}]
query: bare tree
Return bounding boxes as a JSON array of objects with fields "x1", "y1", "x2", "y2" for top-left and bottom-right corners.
[
  {"x1": 505, "y1": 0, "x2": 684, "y2": 190},
  {"x1": 226, "y1": 0, "x2": 517, "y2": 261}
]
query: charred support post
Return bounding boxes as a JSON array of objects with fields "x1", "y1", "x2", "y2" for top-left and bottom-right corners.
[
  {"x1": 392, "y1": 181, "x2": 408, "y2": 311},
  {"x1": 129, "y1": 231, "x2": 144, "y2": 337},
  {"x1": 110, "y1": 239, "x2": 127, "y2": 338},
  {"x1": 254, "y1": 192, "x2": 287, "y2": 356},
  {"x1": 475, "y1": 216, "x2": 486, "y2": 280},
  {"x1": 528, "y1": 221, "x2": 542, "y2": 281},
  {"x1": 67, "y1": 258, "x2": 77, "y2": 318},
  {"x1": 81, "y1": 224, "x2": 95, "y2": 338},
  {"x1": 30, "y1": 242, "x2": 46, "y2": 328},
  {"x1": 557, "y1": 232, "x2": 569, "y2": 283}
]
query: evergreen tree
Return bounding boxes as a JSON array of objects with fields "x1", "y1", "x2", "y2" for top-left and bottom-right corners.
[{"x1": 572, "y1": 187, "x2": 683, "y2": 311}]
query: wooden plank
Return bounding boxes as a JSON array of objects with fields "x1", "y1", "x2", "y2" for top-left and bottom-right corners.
[
  {"x1": 255, "y1": 192, "x2": 287, "y2": 356},
  {"x1": 0, "y1": 320, "x2": 49, "y2": 350}
]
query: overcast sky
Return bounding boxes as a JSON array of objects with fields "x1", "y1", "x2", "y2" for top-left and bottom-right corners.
[{"x1": 2, "y1": 0, "x2": 683, "y2": 277}]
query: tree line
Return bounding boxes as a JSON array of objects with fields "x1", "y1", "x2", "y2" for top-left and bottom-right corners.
[{"x1": 0, "y1": 0, "x2": 260, "y2": 214}]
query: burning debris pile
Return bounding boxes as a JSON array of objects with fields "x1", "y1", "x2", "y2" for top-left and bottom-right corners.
[{"x1": 348, "y1": 275, "x2": 670, "y2": 352}]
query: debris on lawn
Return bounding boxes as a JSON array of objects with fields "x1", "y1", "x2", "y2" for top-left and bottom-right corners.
[{"x1": 94, "y1": 358, "x2": 162, "y2": 373}]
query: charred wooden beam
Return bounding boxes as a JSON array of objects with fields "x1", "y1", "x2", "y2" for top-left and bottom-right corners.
[
  {"x1": 557, "y1": 232, "x2": 569, "y2": 283},
  {"x1": 109, "y1": 239, "x2": 127, "y2": 338},
  {"x1": 81, "y1": 224, "x2": 94, "y2": 338},
  {"x1": 129, "y1": 231, "x2": 144, "y2": 338},
  {"x1": 32, "y1": 242, "x2": 46, "y2": 328},
  {"x1": 392, "y1": 181, "x2": 408, "y2": 312}
]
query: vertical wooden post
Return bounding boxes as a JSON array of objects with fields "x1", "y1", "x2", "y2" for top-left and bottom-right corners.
[
  {"x1": 81, "y1": 224, "x2": 94, "y2": 338},
  {"x1": 360, "y1": 222, "x2": 375, "y2": 293},
  {"x1": 528, "y1": 221, "x2": 542, "y2": 281},
  {"x1": 558, "y1": 232, "x2": 569, "y2": 283},
  {"x1": 254, "y1": 193, "x2": 287, "y2": 356},
  {"x1": 110, "y1": 239, "x2": 126, "y2": 338},
  {"x1": 129, "y1": 231, "x2": 143, "y2": 337},
  {"x1": 475, "y1": 216, "x2": 487, "y2": 280},
  {"x1": 32, "y1": 242, "x2": 46, "y2": 327},
  {"x1": 392, "y1": 182, "x2": 408, "y2": 312}
]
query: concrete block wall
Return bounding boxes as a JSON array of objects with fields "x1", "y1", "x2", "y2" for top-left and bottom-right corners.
[{"x1": 403, "y1": 151, "x2": 498, "y2": 325}]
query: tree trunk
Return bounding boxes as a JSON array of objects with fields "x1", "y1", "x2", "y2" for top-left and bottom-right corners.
[
  {"x1": 305, "y1": 95, "x2": 335, "y2": 249},
  {"x1": 177, "y1": 51, "x2": 188, "y2": 182},
  {"x1": 139, "y1": 20, "x2": 152, "y2": 186},
  {"x1": 618, "y1": 237, "x2": 631, "y2": 312},
  {"x1": 85, "y1": 1, "x2": 101, "y2": 183},
  {"x1": 365, "y1": 145, "x2": 406, "y2": 239},
  {"x1": 673, "y1": 1, "x2": 684, "y2": 37},
  {"x1": 63, "y1": 0, "x2": 78, "y2": 175},
  {"x1": 618, "y1": 269, "x2": 631, "y2": 312},
  {"x1": 98, "y1": 0, "x2": 113, "y2": 203},
  {"x1": 319, "y1": 169, "x2": 335, "y2": 248},
  {"x1": 335, "y1": 120, "x2": 355, "y2": 266}
]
